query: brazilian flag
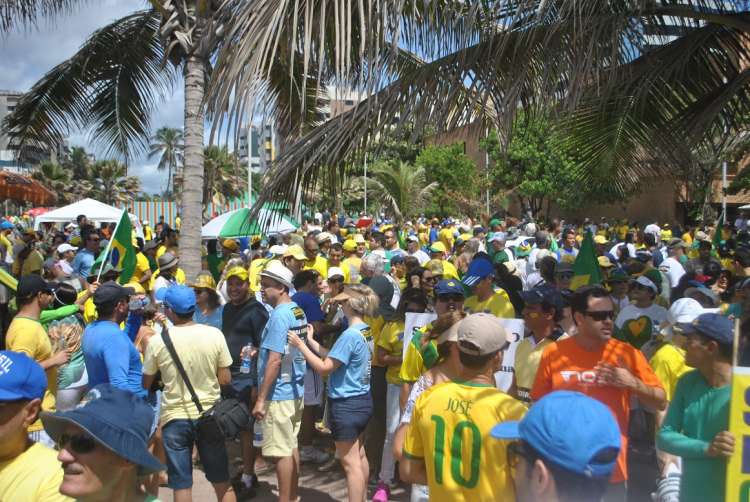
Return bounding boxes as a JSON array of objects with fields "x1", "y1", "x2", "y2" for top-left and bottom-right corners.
[
  {"x1": 570, "y1": 232, "x2": 603, "y2": 290},
  {"x1": 92, "y1": 211, "x2": 136, "y2": 284}
]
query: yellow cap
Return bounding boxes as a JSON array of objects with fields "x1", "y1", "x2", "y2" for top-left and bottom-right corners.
[
  {"x1": 352, "y1": 234, "x2": 366, "y2": 244},
  {"x1": 222, "y1": 239, "x2": 239, "y2": 252},
  {"x1": 425, "y1": 259, "x2": 444, "y2": 275},
  {"x1": 430, "y1": 242, "x2": 447, "y2": 253},
  {"x1": 594, "y1": 235, "x2": 608, "y2": 245},
  {"x1": 123, "y1": 281, "x2": 146, "y2": 295},
  {"x1": 70, "y1": 236, "x2": 82, "y2": 247},
  {"x1": 225, "y1": 266, "x2": 249, "y2": 281},
  {"x1": 191, "y1": 272, "x2": 217, "y2": 289},
  {"x1": 343, "y1": 240, "x2": 357, "y2": 252},
  {"x1": 598, "y1": 255, "x2": 614, "y2": 268},
  {"x1": 284, "y1": 244, "x2": 306, "y2": 261}
]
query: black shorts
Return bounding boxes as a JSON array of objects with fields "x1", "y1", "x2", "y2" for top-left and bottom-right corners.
[{"x1": 328, "y1": 393, "x2": 373, "y2": 442}]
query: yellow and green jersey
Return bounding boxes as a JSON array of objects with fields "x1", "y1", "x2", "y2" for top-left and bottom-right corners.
[
  {"x1": 464, "y1": 289, "x2": 515, "y2": 319},
  {"x1": 399, "y1": 324, "x2": 439, "y2": 383},
  {"x1": 377, "y1": 320, "x2": 405, "y2": 385},
  {"x1": 403, "y1": 381, "x2": 527, "y2": 502}
]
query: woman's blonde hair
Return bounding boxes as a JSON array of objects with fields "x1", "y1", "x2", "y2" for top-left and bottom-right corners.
[{"x1": 345, "y1": 284, "x2": 380, "y2": 318}]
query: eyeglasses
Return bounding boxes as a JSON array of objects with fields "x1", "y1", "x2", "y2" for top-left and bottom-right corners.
[
  {"x1": 437, "y1": 294, "x2": 464, "y2": 302},
  {"x1": 584, "y1": 310, "x2": 615, "y2": 321},
  {"x1": 58, "y1": 433, "x2": 98, "y2": 454}
]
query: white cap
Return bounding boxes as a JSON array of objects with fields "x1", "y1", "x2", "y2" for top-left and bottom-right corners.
[
  {"x1": 64, "y1": 222, "x2": 78, "y2": 229},
  {"x1": 269, "y1": 244, "x2": 288, "y2": 255},
  {"x1": 660, "y1": 297, "x2": 716, "y2": 340},
  {"x1": 316, "y1": 232, "x2": 333, "y2": 244},
  {"x1": 489, "y1": 232, "x2": 507, "y2": 243},
  {"x1": 406, "y1": 234, "x2": 419, "y2": 242},
  {"x1": 260, "y1": 260, "x2": 294, "y2": 290},
  {"x1": 57, "y1": 243, "x2": 78, "y2": 254},
  {"x1": 327, "y1": 267, "x2": 345, "y2": 280},
  {"x1": 634, "y1": 275, "x2": 658, "y2": 293}
]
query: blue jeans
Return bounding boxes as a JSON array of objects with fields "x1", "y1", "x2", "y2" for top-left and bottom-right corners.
[{"x1": 162, "y1": 419, "x2": 231, "y2": 489}]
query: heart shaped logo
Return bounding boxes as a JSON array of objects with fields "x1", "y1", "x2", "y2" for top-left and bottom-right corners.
[{"x1": 621, "y1": 315, "x2": 653, "y2": 349}]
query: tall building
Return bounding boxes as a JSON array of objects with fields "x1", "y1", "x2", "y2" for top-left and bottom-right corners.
[
  {"x1": 0, "y1": 90, "x2": 68, "y2": 173},
  {"x1": 321, "y1": 86, "x2": 365, "y2": 120},
  {"x1": 238, "y1": 122, "x2": 276, "y2": 173}
]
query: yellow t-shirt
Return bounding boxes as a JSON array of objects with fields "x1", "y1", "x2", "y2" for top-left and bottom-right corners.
[
  {"x1": 21, "y1": 249, "x2": 44, "y2": 276},
  {"x1": 399, "y1": 324, "x2": 438, "y2": 383},
  {"x1": 438, "y1": 228, "x2": 455, "y2": 251},
  {"x1": 341, "y1": 256, "x2": 362, "y2": 284},
  {"x1": 513, "y1": 334, "x2": 567, "y2": 403},
  {"x1": 616, "y1": 224, "x2": 629, "y2": 241},
  {"x1": 155, "y1": 244, "x2": 168, "y2": 260},
  {"x1": 143, "y1": 225, "x2": 153, "y2": 242},
  {"x1": 6, "y1": 317, "x2": 57, "y2": 432},
  {"x1": 304, "y1": 255, "x2": 329, "y2": 278},
  {"x1": 682, "y1": 232, "x2": 693, "y2": 246},
  {"x1": 364, "y1": 315, "x2": 385, "y2": 368},
  {"x1": 464, "y1": 289, "x2": 515, "y2": 319},
  {"x1": 649, "y1": 343, "x2": 691, "y2": 402},
  {"x1": 403, "y1": 381, "x2": 527, "y2": 502},
  {"x1": 0, "y1": 442, "x2": 71, "y2": 502},
  {"x1": 440, "y1": 259, "x2": 460, "y2": 281},
  {"x1": 377, "y1": 320, "x2": 405, "y2": 385},
  {"x1": 132, "y1": 252, "x2": 151, "y2": 289},
  {"x1": 143, "y1": 324, "x2": 233, "y2": 424}
]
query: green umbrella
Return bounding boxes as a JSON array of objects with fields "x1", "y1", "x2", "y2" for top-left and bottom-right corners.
[{"x1": 218, "y1": 208, "x2": 262, "y2": 238}]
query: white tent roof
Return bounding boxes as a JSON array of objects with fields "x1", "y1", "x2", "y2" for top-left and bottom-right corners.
[{"x1": 34, "y1": 198, "x2": 132, "y2": 230}]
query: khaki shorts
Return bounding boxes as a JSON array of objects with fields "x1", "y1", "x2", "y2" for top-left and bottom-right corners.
[{"x1": 261, "y1": 398, "x2": 303, "y2": 458}]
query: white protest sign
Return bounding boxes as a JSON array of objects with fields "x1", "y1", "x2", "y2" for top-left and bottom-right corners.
[
  {"x1": 493, "y1": 318, "x2": 525, "y2": 392},
  {"x1": 403, "y1": 312, "x2": 438, "y2": 360}
]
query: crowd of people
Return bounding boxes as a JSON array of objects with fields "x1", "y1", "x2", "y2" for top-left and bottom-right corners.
[{"x1": 0, "y1": 209, "x2": 747, "y2": 502}]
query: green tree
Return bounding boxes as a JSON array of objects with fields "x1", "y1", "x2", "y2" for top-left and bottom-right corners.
[
  {"x1": 481, "y1": 116, "x2": 584, "y2": 218},
  {"x1": 414, "y1": 144, "x2": 478, "y2": 215},
  {"x1": 32, "y1": 160, "x2": 93, "y2": 204},
  {"x1": 149, "y1": 127, "x2": 184, "y2": 198},
  {"x1": 360, "y1": 160, "x2": 437, "y2": 221},
  {"x1": 64, "y1": 146, "x2": 91, "y2": 180},
  {"x1": 90, "y1": 160, "x2": 141, "y2": 205}
]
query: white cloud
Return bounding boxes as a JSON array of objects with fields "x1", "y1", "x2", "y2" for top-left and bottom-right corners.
[{"x1": 0, "y1": 0, "x2": 184, "y2": 191}]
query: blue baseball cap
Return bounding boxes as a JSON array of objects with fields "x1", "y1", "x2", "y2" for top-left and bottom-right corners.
[
  {"x1": 461, "y1": 257, "x2": 494, "y2": 287},
  {"x1": 491, "y1": 391, "x2": 620, "y2": 478},
  {"x1": 0, "y1": 351, "x2": 47, "y2": 401},
  {"x1": 434, "y1": 279, "x2": 465, "y2": 297},
  {"x1": 155, "y1": 284, "x2": 196, "y2": 315},
  {"x1": 0, "y1": 220, "x2": 13, "y2": 230},
  {"x1": 520, "y1": 285, "x2": 564, "y2": 311},
  {"x1": 682, "y1": 312, "x2": 733, "y2": 346},
  {"x1": 42, "y1": 384, "x2": 165, "y2": 474}
]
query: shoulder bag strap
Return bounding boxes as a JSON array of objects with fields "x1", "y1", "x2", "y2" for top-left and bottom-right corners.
[{"x1": 161, "y1": 328, "x2": 204, "y2": 414}]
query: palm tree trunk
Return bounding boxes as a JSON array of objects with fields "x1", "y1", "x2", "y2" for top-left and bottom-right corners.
[{"x1": 179, "y1": 52, "x2": 205, "y2": 281}]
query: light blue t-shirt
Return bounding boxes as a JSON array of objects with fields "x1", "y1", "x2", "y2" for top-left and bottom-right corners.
[
  {"x1": 72, "y1": 248, "x2": 95, "y2": 278},
  {"x1": 193, "y1": 305, "x2": 224, "y2": 330},
  {"x1": 258, "y1": 302, "x2": 307, "y2": 401},
  {"x1": 327, "y1": 323, "x2": 372, "y2": 399}
]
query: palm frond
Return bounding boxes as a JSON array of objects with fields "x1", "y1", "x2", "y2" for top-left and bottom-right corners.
[
  {"x1": 0, "y1": 0, "x2": 81, "y2": 33},
  {"x1": 1, "y1": 9, "x2": 177, "y2": 161}
]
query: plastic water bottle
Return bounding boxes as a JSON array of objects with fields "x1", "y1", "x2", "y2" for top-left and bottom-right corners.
[
  {"x1": 252, "y1": 419, "x2": 263, "y2": 447},
  {"x1": 239, "y1": 345, "x2": 252, "y2": 374}
]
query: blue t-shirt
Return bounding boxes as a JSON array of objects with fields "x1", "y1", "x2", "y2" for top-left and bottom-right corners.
[
  {"x1": 72, "y1": 249, "x2": 95, "y2": 278},
  {"x1": 327, "y1": 323, "x2": 372, "y2": 399},
  {"x1": 82, "y1": 320, "x2": 146, "y2": 398},
  {"x1": 291, "y1": 292, "x2": 324, "y2": 323},
  {"x1": 258, "y1": 302, "x2": 307, "y2": 401},
  {"x1": 193, "y1": 305, "x2": 224, "y2": 330}
]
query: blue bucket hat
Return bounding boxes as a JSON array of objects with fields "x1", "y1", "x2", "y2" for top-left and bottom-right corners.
[
  {"x1": 155, "y1": 284, "x2": 196, "y2": 315},
  {"x1": 491, "y1": 390, "x2": 620, "y2": 479},
  {"x1": 682, "y1": 312, "x2": 734, "y2": 346},
  {"x1": 461, "y1": 258, "x2": 495, "y2": 288},
  {"x1": 520, "y1": 285, "x2": 564, "y2": 311},
  {"x1": 0, "y1": 351, "x2": 47, "y2": 401},
  {"x1": 434, "y1": 279, "x2": 465, "y2": 297},
  {"x1": 42, "y1": 384, "x2": 165, "y2": 474}
]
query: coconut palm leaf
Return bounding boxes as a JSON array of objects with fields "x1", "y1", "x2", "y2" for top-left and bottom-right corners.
[
  {"x1": 1, "y1": 9, "x2": 177, "y2": 161},
  {"x1": 361, "y1": 161, "x2": 438, "y2": 221},
  {"x1": 0, "y1": 0, "x2": 81, "y2": 32},
  {"x1": 209, "y1": 0, "x2": 750, "y2": 212}
]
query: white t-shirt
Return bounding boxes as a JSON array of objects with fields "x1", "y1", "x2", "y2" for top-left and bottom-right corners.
[
  {"x1": 608, "y1": 242, "x2": 636, "y2": 260},
  {"x1": 659, "y1": 256, "x2": 686, "y2": 288},
  {"x1": 615, "y1": 303, "x2": 669, "y2": 345},
  {"x1": 408, "y1": 249, "x2": 430, "y2": 265}
]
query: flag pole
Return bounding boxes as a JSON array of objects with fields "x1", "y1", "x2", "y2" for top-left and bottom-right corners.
[{"x1": 95, "y1": 210, "x2": 125, "y2": 283}]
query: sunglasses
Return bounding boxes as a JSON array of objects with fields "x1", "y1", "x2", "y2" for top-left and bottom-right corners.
[
  {"x1": 58, "y1": 432, "x2": 98, "y2": 454},
  {"x1": 556, "y1": 273, "x2": 574, "y2": 280},
  {"x1": 584, "y1": 310, "x2": 615, "y2": 321},
  {"x1": 422, "y1": 276, "x2": 437, "y2": 283}
]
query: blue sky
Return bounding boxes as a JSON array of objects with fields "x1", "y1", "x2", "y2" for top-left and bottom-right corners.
[{"x1": 0, "y1": 0, "x2": 184, "y2": 194}]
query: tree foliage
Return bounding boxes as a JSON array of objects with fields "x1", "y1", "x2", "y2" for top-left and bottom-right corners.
[
  {"x1": 481, "y1": 115, "x2": 585, "y2": 218},
  {"x1": 359, "y1": 160, "x2": 437, "y2": 221},
  {"x1": 415, "y1": 143, "x2": 479, "y2": 215}
]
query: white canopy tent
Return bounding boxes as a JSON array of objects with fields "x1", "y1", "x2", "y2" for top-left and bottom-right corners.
[{"x1": 34, "y1": 198, "x2": 136, "y2": 230}]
